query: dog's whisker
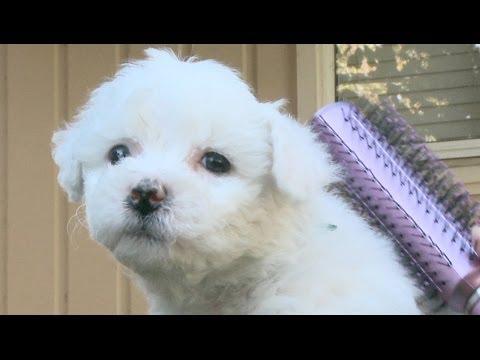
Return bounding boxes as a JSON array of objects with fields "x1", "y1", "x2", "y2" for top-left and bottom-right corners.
[{"x1": 66, "y1": 203, "x2": 88, "y2": 248}]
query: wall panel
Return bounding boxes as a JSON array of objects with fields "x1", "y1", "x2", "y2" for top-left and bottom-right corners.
[
  {"x1": 0, "y1": 45, "x2": 7, "y2": 314},
  {"x1": 6, "y1": 45, "x2": 56, "y2": 313},
  {"x1": 66, "y1": 45, "x2": 119, "y2": 314},
  {"x1": 256, "y1": 45, "x2": 297, "y2": 116},
  {"x1": 52, "y1": 44, "x2": 69, "y2": 314}
]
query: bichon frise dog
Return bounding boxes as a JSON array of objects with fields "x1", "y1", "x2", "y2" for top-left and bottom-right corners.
[{"x1": 52, "y1": 48, "x2": 422, "y2": 314}]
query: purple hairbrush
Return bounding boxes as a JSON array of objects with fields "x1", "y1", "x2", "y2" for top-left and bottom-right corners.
[{"x1": 311, "y1": 101, "x2": 480, "y2": 315}]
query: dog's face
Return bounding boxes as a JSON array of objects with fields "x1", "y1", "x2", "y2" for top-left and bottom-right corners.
[{"x1": 52, "y1": 49, "x2": 337, "y2": 272}]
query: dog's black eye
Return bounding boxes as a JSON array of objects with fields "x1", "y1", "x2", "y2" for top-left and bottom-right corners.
[
  {"x1": 202, "y1": 151, "x2": 231, "y2": 174},
  {"x1": 108, "y1": 144, "x2": 131, "y2": 165}
]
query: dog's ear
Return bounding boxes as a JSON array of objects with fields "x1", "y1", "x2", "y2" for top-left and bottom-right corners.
[
  {"x1": 52, "y1": 125, "x2": 84, "y2": 203},
  {"x1": 267, "y1": 102, "x2": 340, "y2": 201}
]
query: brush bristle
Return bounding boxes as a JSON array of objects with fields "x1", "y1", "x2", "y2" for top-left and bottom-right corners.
[
  {"x1": 353, "y1": 98, "x2": 480, "y2": 237},
  {"x1": 327, "y1": 180, "x2": 445, "y2": 313}
]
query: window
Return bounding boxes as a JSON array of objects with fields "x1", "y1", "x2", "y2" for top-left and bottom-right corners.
[{"x1": 335, "y1": 44, "x2": 480, "y2": 144}]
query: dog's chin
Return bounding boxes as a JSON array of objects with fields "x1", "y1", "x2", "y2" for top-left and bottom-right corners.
[
  {"x1": 97, "y1": 211, "x2": 174, "y2": 254},
  {"x1": 123, "y1": 223, "x2": 165, "y2": 243},
  {"x1": 122, "y1": 214, "x2": 173, "y2": 244},
  {"x1": 105, "y1": 217, "x2": 175, "y2": 272}
]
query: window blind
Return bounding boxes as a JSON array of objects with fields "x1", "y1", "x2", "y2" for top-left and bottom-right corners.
[{"x1": 335, "y1": 44, "x2": 480, "y2": 143}]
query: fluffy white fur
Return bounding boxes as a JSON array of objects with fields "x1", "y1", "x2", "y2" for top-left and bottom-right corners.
[{"x1": 52, "y1": 48, "x2": 422, "y2": 314}]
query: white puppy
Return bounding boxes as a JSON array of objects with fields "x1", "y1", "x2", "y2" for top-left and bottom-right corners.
[{"x1": 52, "y1": 48, "x2": 421, "y2": 314}]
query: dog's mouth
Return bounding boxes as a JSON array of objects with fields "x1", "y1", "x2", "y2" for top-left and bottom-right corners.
[{"x1": 121, "y1": 205, "x2": 172, "y2": 244}]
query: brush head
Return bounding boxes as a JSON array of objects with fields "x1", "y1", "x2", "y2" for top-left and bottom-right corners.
[
  {"x1": 312, "y1": 99, "x2": 480, "y2": 314},
  {"x1": 357, "y1": 99, "x2": 480, "y2": 233}
]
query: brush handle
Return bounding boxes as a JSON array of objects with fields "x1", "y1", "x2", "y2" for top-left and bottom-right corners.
[{"x1": 312, "y1": 102, "x2": 480, "y2": 314}]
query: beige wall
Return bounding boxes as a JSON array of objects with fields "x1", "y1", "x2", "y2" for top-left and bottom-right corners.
[{"x1": 0, "y1": 44, "x2": 478, "y2": 314}]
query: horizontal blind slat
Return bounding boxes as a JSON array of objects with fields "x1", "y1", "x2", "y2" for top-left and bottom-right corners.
[
  {"x1": 338, "y1": 52, "x2": 480, "y2": 82},
  {"x1": 341, "y1": 44, "x2": 474, "y2": 65}
]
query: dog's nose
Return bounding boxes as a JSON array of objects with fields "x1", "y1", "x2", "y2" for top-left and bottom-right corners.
[{"x1": 127, "y1": 179, "x2": 165, "y2": 216}]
